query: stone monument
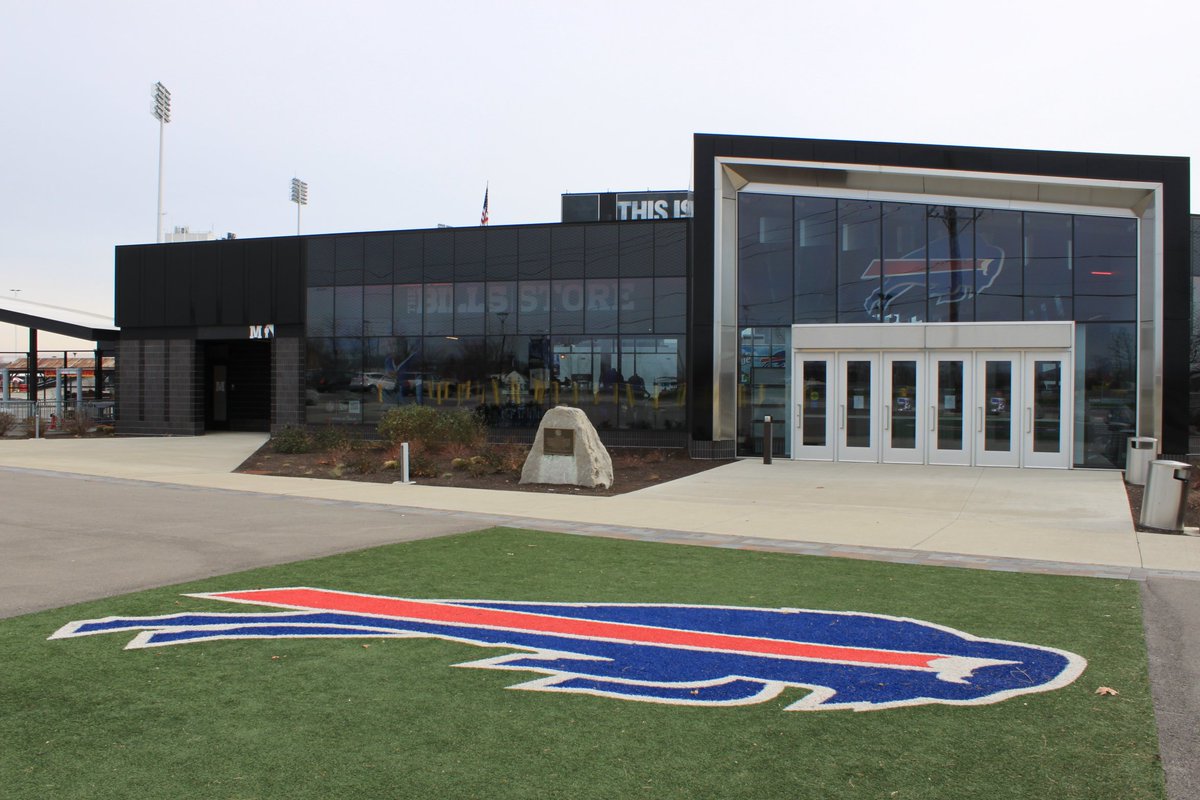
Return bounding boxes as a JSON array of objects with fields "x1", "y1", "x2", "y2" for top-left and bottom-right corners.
[{"x1": 520, "y1": 406, "x2": 613, "y2": 489}]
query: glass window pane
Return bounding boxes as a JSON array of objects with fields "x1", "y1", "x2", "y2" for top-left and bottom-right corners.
[
  {"x1": 654, "y1": 222, "x2": 687, "y2": 277},
  {"x1": 984, "y1": 360, "x2": 1013, "y2": 451},
  {"x1": 518, "y1": 227, "x2": 551, "y2": 279},
  {"x1": 738, "y1": 193, "x2": 793, "y2": 326},
  {"x1": 801, "y1": 360, "x2": 827, "y2": 446},
  {"x1": 1075, "y1": 322, "x2": 1137, "y2": 467},
  {"x1": 485, "y1": 282, "x2": 516, "y2": 335},
  {"x1": 486, "y1": 228, "x2": 518, "y2": 280},
  {"x1": 926, "y1": 206, "x2": 975, "y2": 322},
  {"x1": 306, "y1": 286, "x2": 334, "y2": 336},
  {"x1": 364, "y1": 235, "x2": 392, "y2": 283},
  {"x1": 937, "y1": 360, "x2": 965, "y2": 450},
  {"x1": 620, "y1": 277, "x2": 653, "y2": 333},
  {"x1": 1074, "y1": 216, "x2": 1137, "y2": 317},
  {"x1": 845, "y1": 360, "x2": 872, "y2": 447},
  {"x1": 552, "y1": 226, "x2": 585, "y2": 279},
  {"x1": 1024, "y1": 212, "x2": 1072, "y2": 320},
  {"x1": 890, "y1": 360, "x2": 917, "y2": 449},
  {"x1": 393, "y1": 233, "x2": 423, "y2": 283},
  {"x1": 654, "y1": 277, "x2": 686, "y2": 334},
  {"x1": 423, "y1": 233, "x2": 454, "y2": 281},
  {"x1": 586, "y1": 278, "x2": 619, "y2": 333},
  {"x1": 333, "y1": 286, "x2": 363, "y2": 337},
  {"x1": 334, "y1": 236, "x2": 364, "y2": 286},
  {"x1": 393, "y1": 284, "x2": 423, "y2": 336},
  {"x1": 454, "y1": 230, "x2": 485, "y2": 281},
  {"x1": 585, "y1": 225, "x2": 618, "y2": 277},
  {"x1": 881, "y1": 203, "x2": 928, "y2": 323},
  {"x1": 619, "y1": 225, "x2": 654, "y2": 276},
  {"x1": 838, "y1": 200, "x2": 880, "y2": 322},
  {"x1": 363, "y1": 285, "x2": 392, "y2": 336},
  {"x1": 423, "y1": 283, "x2": 453, "y2": 335},
  {"x1": 306, "y1": 238, "x2": 334, "y2": 286},
  {"x1": 552, "y1": 279, "x2": 584, "y2": 333},
  {"x1": 737, "y1": 327, "x2": 791, "y2": 456},
  {"x1": 793, "y1": 197, "x2": 837, "y2": 323},
  {"x1": 454, "y1": 282, "x2": 486, "y2": 335},
  {"x1": 975, "y1": 209, "x2": 1023, "y2": 322},
  {"x1": 1033, "y1": 360, "x2": 1062, "y2": 453},
  {"x1": 518, "y1": 280, "x2": 550, "y2": 334}
]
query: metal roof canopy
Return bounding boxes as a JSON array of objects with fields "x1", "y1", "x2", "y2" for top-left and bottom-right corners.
[{"x1": 0, "y1": 299, "x2": 118, "y2": 344}]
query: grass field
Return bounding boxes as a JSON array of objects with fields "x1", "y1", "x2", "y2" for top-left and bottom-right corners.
[{"x1": 1, "y1": 528, "x2": 1164, "y2": 799}]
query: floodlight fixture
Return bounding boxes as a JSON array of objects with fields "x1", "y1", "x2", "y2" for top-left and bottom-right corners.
[{"x1": 291, "y1": 178, "x2": 308, "y2": 234}]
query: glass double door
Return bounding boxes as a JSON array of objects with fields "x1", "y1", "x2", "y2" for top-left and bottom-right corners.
[{"x1": 793, "y1": 350, "x2": 1071, "y2": 468}]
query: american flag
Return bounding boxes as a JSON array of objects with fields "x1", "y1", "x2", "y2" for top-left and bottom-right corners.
[{"x1": 481, "y1": 185, "x2": 489, "y2": 226}]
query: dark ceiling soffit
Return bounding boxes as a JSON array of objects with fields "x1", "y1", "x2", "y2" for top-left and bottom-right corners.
[{"x1": 0, "y1": 308, "x2": 119, "y2": 343}]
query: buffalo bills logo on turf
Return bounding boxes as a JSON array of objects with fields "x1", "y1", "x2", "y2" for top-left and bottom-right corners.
[{"x1": 50, "y1": 588, "x2": 1085, "y2": 711}]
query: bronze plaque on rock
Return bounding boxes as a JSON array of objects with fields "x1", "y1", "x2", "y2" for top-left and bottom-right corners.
[{"x1": 543, "y1": 428, "x2": 575, "y2": 456}]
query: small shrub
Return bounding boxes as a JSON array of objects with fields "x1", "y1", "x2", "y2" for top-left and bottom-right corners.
[
  {"x1": 62, "y1": 413, "x2": 94, "y2": 437},
  {"x1": 311, "y1": 425, "x2": 350, "y2": 451},
  {"x1": 479, "y1": 443, "x2": 528, "y2": 475},
  {"x1": 377, "y1": 405, "x2": 487, "y2": 451},
  {"x1": 377, "y1": 405, "x2": 443, "y2": 445},
  {"x1": 272, "y1": 426, "x2": 313, "y2": 454},
  {"x1": 0, "y1": 411, "x2": 15, "y2": 436},
  {"x1": 406, "y1": 440, "x2": 439, "y2": 478},
  {"x1": 347, "y1": 448, "x2": 380, "y2": 475}
]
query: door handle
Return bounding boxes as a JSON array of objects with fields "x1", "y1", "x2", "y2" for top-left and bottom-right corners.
[
  {"x1": 839, "y1": 405, "x2": 845, "y2": 430},
  {"x1": 977, "y1": 407, "x2": 983, "y2": 433},
  {"x1": 930, "y1": 405, "x2": 936, "y2": 432},
  {"x1": 883, "y1": 405, "x2": 890, "y2": 431},
  {"x1": 1026, "y1": 407, "x2": 1032, "y2": 434},
  {"x1": 797, "y1": 404, "x2": 802, "y2": 427}
]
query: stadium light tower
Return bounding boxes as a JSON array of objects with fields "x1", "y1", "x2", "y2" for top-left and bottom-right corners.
[
  {"x1": 291, "y1": 178, "x2": 308, "y2": 235},
  {"x1": 152, "y1": 82, "x2": 171, "y2": 243}
]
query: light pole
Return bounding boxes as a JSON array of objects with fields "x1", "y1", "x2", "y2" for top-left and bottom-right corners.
[
  {"x1": 152, "y1": 82, "x2": 171, "y2": 243},
  {"x1": 291, "y1": 178, "x2": 308, "y2": 235}
]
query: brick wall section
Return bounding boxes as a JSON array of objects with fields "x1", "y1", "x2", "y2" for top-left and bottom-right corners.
[
  {"x1": 168, "y1": 339, "x2": 203, "y2": 434},
  {"x1": 117, "y1": 340, "x2": 142, "y2": 432},
  {"x1": 272, "y1": 336, "x2": 303, "y2": 432},
  {"x1": 117, "y1": 339, "x2": 204, "y2": 435}
]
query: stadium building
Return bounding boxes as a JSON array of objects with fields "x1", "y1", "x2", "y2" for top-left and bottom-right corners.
[{"x1": 107, "y1": 133, "x2": 1196, "y2": 469}]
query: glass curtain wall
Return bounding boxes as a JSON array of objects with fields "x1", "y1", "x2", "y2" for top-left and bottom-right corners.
[
  {"x1": 737, "y1": 193, "x2": 1138, "y2": 465},
  {"x1": 305, "y1": 223, "x2": 687, "y2": 434}
]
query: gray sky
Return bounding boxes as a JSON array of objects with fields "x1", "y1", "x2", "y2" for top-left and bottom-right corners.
[{"x1": 3, "y1": 0, "x2": 1198, "y2": 351}]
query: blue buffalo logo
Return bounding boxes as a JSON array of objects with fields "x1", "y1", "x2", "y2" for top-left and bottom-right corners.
[
  {"x1": 862, "y1": 235, "x2": 1008, "y2": 321},
  {"x1": 50, "y1": 588, "x2": 1085, "y2": 712}
]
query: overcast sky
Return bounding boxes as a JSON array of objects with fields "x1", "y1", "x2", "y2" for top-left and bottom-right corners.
[{"x1": 2, "y1": 0, "x2": 1198, "y2": 351}]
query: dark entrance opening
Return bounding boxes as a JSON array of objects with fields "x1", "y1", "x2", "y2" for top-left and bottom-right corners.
[{"x1": 204, "y1": 340, "x2": 271, "y2": 431}]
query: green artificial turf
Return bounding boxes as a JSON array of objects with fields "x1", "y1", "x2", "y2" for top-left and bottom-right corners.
[{"x1": 1, "y1": 528, "x2": 1164, "y2": 799}]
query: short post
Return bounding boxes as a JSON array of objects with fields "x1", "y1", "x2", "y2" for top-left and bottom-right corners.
[
  {"x1": 762, "y1": 415, "x2": 773, "y2": 465},
  {"x1": 400, "y1": 441, "x2": 412, "y2": 484}
]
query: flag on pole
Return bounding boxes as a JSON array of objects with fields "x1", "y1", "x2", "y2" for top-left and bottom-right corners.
[{"x1": 481, "y1": 184, "x2": 489, "y2": 226}]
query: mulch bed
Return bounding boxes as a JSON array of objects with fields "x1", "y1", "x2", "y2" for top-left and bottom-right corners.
[{"x1": 236, "y1": 441, "x2": 734, "y2": 496}]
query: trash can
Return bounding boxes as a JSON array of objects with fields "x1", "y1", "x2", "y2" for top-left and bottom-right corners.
[
  {"x1": 1139, "y1": 460, "x2": 1192, "y2": 533},
  {"x1": 1125, "y1": 437, "x2": 1157, "y2": 486}
]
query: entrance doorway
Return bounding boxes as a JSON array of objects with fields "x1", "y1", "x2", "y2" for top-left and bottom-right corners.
[
  {"x1": 203, "y1": 340, "x2": 271, "y2": 432},
  {"x1": 792, "y1": 348, "x2": 1072, "y2": 468}
]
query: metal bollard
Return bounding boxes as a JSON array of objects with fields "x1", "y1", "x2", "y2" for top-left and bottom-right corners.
[
  {"x1": 400, "y1": 441, "x2": 413, "y2": 484},
  {"x1": 762, "y1": 416, "x2": 773, "y2": 465}
]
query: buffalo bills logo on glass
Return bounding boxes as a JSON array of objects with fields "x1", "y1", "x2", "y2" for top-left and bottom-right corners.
[
  {"x1": 864, "y1": 218, "x2": 1007, "y2": 322},
  {"x1": 52, "y1": 588, "x2": 1085, "y2": 712}
]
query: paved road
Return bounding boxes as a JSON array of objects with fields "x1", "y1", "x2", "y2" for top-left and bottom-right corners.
[
  {"x1": 0, "y1": 470, "x2": 483, "y2": 618},
  {"x1": 1142, "y1": 577, "x2": 1200, "y2": 800}
]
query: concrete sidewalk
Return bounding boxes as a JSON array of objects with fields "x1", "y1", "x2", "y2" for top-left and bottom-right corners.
[{"x1": 2, "y1": 432, "x2": 1198, "y2": 576}]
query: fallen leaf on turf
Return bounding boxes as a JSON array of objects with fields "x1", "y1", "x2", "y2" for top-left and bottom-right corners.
[{"x1": 1095, "y1": 686, "x2": 1119, "y2": 696}]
